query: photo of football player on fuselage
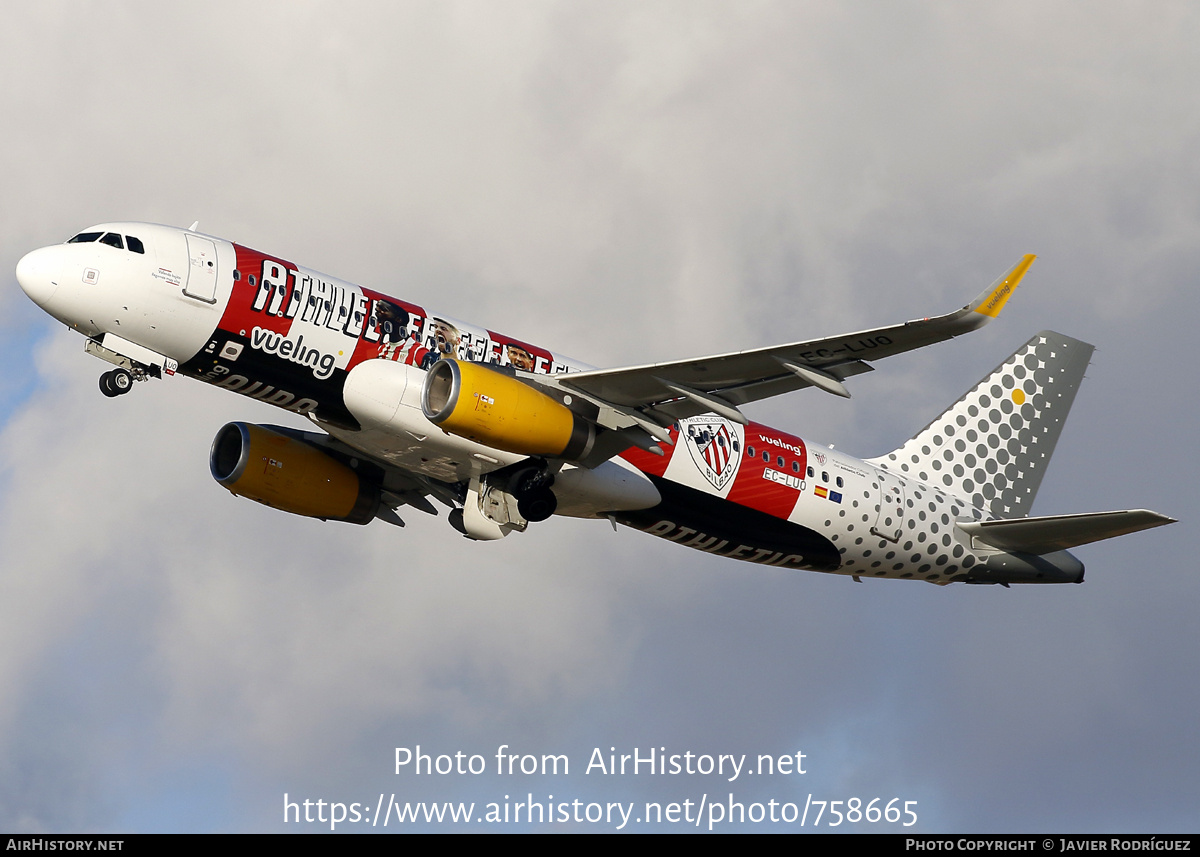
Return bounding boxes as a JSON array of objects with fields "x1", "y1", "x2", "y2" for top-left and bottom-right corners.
[
  {"x1": 373, "y1": 300, "x2": 429, "y2": 367},
  {"x1": 421, "y1": 317, "x2": 462, "y2": 369},
  {"x1": 505, "y1": 344, "x2": 535, "y2": 371}
]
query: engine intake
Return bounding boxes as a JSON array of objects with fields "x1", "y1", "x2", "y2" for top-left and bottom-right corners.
[
  {"x1": 422, "y1": 359, "x2": 594, "y2": 460},
  {"x1": 210, "y1": 422, "x2": 380, "y2": 524}
]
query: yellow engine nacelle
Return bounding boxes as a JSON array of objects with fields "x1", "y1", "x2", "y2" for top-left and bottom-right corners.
[
  {"x1": 422, "y1": 360, "x2": 594, "y2": 460},
  {"x1": 209, "y1": 422, "x2": 380, "y2": 524}
]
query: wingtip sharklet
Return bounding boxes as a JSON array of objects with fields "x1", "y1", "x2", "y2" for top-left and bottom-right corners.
[{"x1": 970, "y1": 254, "x2": 1036, "y2": 319}]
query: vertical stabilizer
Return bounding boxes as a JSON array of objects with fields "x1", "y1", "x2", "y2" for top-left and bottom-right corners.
[{"x1": 867, "y1": 331, "x2": 1094, "y2": 518}]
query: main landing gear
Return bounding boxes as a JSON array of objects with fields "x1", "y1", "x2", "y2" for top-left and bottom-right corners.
[
  {"x1": 99, "y1": 368, "x2": 134, "y2": 398},
  {"x1": 510, "y1": 466, "x2": 557, "y2": 523}
]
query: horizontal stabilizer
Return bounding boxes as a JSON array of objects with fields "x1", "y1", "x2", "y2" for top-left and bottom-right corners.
[{"x1": 957, "y1": 510, "x2": 1175, "y2": 555}]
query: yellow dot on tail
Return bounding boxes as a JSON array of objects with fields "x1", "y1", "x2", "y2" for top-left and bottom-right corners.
[{"x1": 1012, "y1": 389, "x2": 1026, "y2": 405}]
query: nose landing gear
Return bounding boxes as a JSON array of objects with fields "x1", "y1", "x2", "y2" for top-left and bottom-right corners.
[
  {"x1": 99, "y1": 368, "x2": 134, "y2": 397},
  {"x1": 85, "y1": 336, "x2": 171, "y2": 399}
]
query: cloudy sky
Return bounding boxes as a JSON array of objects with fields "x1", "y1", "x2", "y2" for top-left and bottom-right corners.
[{"x1": 1, "y1": 2, "x2": 1197, "y2": 833}]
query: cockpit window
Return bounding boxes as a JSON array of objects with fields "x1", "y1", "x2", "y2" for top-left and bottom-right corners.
[
  {"x1": 99, "y1": 233, "x2": 124, "y2": 249},
  {"x1": 68, "y1": 232, "x2": 102, "y2": 244},
  {"x1": 126, "y1": 235, "x2": 145, "y2": 254}
]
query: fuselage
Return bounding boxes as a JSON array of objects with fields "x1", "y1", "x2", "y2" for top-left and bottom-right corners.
[{"x1": 16, "y1": 222, "x2": 1084, "y2": 585}]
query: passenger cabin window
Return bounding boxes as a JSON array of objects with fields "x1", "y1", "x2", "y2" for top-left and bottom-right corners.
[
  {"x1": 99, "y1": 233, "x2": 124, "y2": 249},
  {"x1": 126, "y1": 235, "x2": 145, "y2": 254},
  {"x1": 68, "y1": 232, "x2": 102, "y2": 244}
]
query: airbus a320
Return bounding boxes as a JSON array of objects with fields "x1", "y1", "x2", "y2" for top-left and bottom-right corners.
[{"x1": 15, "y1": 222, "x2": 1174, "y2": 585}]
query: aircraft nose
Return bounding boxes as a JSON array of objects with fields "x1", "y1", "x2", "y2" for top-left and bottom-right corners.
[{"x1": 16, "y1": 245, "x2": 63, "y2": 308}]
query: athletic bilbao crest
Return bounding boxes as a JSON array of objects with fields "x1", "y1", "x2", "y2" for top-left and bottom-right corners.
[{"x1": 679, "y1": 416, "x2": 743, "y2": 492}]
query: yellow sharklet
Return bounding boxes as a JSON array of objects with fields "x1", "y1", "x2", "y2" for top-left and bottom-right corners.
[{"x1": 973, "y1": 254, "x2": 1036, "y2": 318}]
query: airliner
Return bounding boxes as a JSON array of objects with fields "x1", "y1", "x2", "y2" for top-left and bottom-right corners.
[{"x1": 15, "y1": 222, "x2": 1174, "y2": 585}]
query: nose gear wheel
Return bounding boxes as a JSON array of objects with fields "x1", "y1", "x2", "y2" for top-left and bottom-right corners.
[{"x1": 99, "y1": 368, "x2": 134, "y2": 397}]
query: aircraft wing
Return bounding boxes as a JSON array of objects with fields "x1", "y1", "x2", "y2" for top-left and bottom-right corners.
[{"x1": 545, "y1": 256, "x2": 1035, "y2": 435}]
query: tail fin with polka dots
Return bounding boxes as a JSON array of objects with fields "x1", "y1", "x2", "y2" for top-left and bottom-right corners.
[{"x1": 867, "y1": 331, "x2": 1093, "y2": 518}]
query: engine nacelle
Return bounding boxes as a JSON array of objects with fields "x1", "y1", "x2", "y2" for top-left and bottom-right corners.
[
  {"x1": 421, "y1": 359, "x2": 594, "y2": 459},
  {"x1": 209, "y1": 422, "x2": 380, "y2": 524}
]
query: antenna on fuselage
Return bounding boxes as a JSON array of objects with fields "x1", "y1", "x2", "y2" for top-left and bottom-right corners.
[{"x1": 188, "y1": 221, "x2": 199, "y2": 232}]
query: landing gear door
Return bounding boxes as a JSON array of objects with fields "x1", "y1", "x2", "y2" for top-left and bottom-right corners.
[
  {"x1": 183, "y1": 233, "x2": 218, "y2": 303},
  {"x1": 871, "y1": 468, "x2": 905, "y2": 542}
]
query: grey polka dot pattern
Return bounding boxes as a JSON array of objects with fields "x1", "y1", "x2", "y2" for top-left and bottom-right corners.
[{"x1": 867, "y1": 331, "x2": 1094, "y2": 519}]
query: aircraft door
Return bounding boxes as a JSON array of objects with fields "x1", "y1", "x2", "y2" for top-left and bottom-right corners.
[
  {"x1": 871, "y1": 468, "x2": 906, "y2": 542},
  {"x1": 183, "y1": 233, "x2": 218, "y2": 303}
]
